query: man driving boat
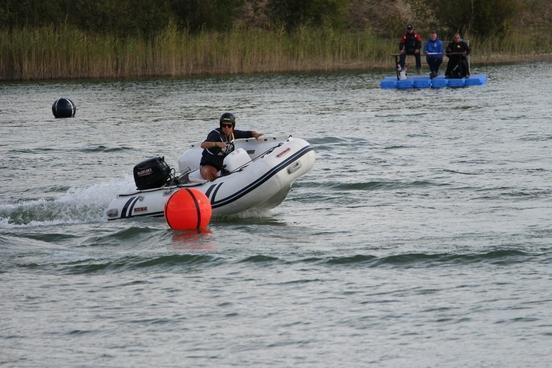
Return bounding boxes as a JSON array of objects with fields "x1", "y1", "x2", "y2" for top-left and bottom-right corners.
[{"x1": 200, "y1": 113, "x2": 263, "y2": 181}]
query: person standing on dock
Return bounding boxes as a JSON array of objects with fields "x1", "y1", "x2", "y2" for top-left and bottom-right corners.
[
  {"x1": 398, "y1": 24, "x2": 423, "y2": 74},
  {"x1": 445, "y1": 33, "x2": 471, "y2": 78},
  {"x1": 424, "y1": 31, "x2": 444, "y2": 78}
]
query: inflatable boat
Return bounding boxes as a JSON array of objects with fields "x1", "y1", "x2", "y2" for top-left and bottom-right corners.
[{"x1": 105, "y1": 136, "x2": 315, "y2": 220}]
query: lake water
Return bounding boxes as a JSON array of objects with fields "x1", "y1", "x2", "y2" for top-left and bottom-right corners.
[{"x1": 1, "y1": 63, "x2": 552, "y2": 367}]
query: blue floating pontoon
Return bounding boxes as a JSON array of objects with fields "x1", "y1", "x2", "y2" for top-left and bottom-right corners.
[{"x1": 380, "y1": 74, "x2": 487, "y2": 89}]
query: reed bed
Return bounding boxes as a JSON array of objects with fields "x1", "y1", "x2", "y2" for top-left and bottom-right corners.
[
  {"x1": 470, "y1": 30, "x2": 552, "y2": 64},
  {"x1": 1, "y1": 25, "x2": 551, "y2": 81}
]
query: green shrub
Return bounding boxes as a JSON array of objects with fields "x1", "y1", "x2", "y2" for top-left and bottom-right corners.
[
  {"x1": 427, "y1": 0, "x2": 518, "y2": 38},
  {"x1": 268, "y1": 0, "x2": 349, "y2": 31}
]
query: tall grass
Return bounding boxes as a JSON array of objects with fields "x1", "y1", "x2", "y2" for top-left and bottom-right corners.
[
  {"x1": 0, "y1": 25, "x2": 395, "y2": 80},
  {"x1": 470, "y1": 29, "x2": 552, "y2": 64},
  {"x1": 1, "y1": 24, "x2": 551, "y2": 80}
]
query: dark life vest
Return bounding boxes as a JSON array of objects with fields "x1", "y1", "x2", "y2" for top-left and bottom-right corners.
[{"x1": 400, "y1": 32, "x2": 422, "y2": 53}]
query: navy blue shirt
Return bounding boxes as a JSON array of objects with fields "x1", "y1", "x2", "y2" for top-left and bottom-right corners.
[{"x1": 200, "y1": 128, "x2": 253, "y2": 170}]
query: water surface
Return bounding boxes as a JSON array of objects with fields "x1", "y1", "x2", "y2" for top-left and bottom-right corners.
[{"x1": 1, "y1": 63, "x2": 552, "y2": 367}]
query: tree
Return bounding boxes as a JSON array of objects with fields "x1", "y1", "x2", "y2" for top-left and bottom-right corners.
[
  {"x1": 268, "y1": 0, "x2": 349, "y2": 31},
  {"x1": 71, "y1": 0, "x2": 172, "y2": 37},
  {"x1": 427, "y1": 0, "x2": 518, "y2": 37},
  {"x1": 170, "y1": 0, "x2": 245, "y2": 32},
  {"x1": 0, "y1": 0, "x2": 68, "y2": 29}
]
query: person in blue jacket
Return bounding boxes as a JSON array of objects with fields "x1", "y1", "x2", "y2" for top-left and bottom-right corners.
[
  {"x1": 424, "y1": 31, "x2": 444, "y2": 78},
  {"x1": 199, "y1": 113, "x2": 263, "y2": 181}
]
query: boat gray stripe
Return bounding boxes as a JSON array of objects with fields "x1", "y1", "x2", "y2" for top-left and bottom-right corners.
[
  {"x1": 127, "y1": 196, "x2": 141, "y2": 218},
  {"x1": 210, "y1": 183, "x2": 223, "y2": 204},
  {"x1": 121, "y1": 196, "x2": 136, "y2": 218},
  {"x1": 212, "y1": 146, "x2": 312, "y2": 208},
  {"x1": 205, "y1": 184, "x2": 217, "y2": 199}
]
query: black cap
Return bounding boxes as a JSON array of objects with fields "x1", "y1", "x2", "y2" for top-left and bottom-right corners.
[
  {"x1": 406, "y1": 24, "x2": 413, "y2": 30},
  {"x1": 219, "y1": 112, "x2": 236, "y2": 127}
]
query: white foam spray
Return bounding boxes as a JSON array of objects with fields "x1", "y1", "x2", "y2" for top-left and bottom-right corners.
[{"x1": 0, "y1": 176, "x2": 135, "y2": 228}]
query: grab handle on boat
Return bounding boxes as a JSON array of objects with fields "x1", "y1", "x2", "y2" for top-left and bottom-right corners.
[{"x1": 287, "y1": 161, "x2": 301, "y2": 174}]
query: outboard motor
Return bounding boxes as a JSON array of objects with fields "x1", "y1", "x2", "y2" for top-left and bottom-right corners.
[{"x1": 133, "y1": 157, "x2": 172, "y2": 190}]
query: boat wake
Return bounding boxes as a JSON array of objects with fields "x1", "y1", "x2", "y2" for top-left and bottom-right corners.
[
  {"x1": 0, "y1": 177, "x2": 135, "y2": 228},
  {"x1": 0, "y1": 174, "x2": 282, "y2": 229}
]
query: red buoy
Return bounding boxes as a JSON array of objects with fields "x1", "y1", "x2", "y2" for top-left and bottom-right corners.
[{"x1": 164, "y1": 189, "x2": 212, "y2": 230}]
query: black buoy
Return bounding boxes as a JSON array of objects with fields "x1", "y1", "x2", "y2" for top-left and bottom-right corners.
[{"x1": 52, "y1": 97, "x2": 76, "y2": 118}]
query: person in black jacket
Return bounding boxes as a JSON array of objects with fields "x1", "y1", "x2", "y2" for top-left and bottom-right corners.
[
  {"x1": 398, "y1": 24, "x2": 423, "y2": 74},
  {"x1": 445, "y1": 33, "x2": 471, "y2": 78},
  {"x1": 199, "y1": 113, "x2": 263, "y2": 181}
]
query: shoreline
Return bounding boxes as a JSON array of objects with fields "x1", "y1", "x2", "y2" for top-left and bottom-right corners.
[
  {"x1": 2, "y1": 26, "x2": 551, "y2": 82},
  {"x1": 1, "y1": 54, "x2": 551, "y2": 82},
  {"x1": 0, "y1": 28, "x2": 552, "y2": 82}
]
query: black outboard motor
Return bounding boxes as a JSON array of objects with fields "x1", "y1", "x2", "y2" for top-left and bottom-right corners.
[{"x1": 133, "y1": 157, "x2": 172, "y2": 190}]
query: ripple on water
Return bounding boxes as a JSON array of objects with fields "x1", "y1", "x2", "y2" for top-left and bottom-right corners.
[{"x1": 2, "y1": 64, "x2": 552, "y2": 367}]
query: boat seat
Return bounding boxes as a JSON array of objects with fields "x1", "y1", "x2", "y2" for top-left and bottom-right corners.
[{"x1": 223, "y1": 148, "x2": 251, "y2": 172}]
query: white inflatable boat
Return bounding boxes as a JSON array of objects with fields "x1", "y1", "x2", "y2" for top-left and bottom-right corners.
[{"x1": 105, "y1": 136, "x2": 315, "y2": 220}]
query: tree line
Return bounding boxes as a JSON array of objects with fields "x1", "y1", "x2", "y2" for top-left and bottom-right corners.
[{"x1": 0, "y1": 0, "x2": 544, "y2": 38}]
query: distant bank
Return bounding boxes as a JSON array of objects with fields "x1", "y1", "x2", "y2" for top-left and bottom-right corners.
[{"x1": 1, "y1": 26, "x2": 551, "y2": 81}]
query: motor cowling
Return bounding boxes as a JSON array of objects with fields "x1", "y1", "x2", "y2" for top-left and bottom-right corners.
[{"x1": 133, "y1": 157, "x2": 172, "y2": 190}]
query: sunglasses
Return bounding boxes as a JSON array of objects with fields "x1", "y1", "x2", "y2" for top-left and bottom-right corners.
[{"x1": 221, "y1": 123, "x2": 233, "y2": 128}]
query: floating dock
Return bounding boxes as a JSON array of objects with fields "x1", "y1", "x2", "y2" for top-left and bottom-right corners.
[{"x1": 380, "y1": 74, "x2": 487, "y2": 89}]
